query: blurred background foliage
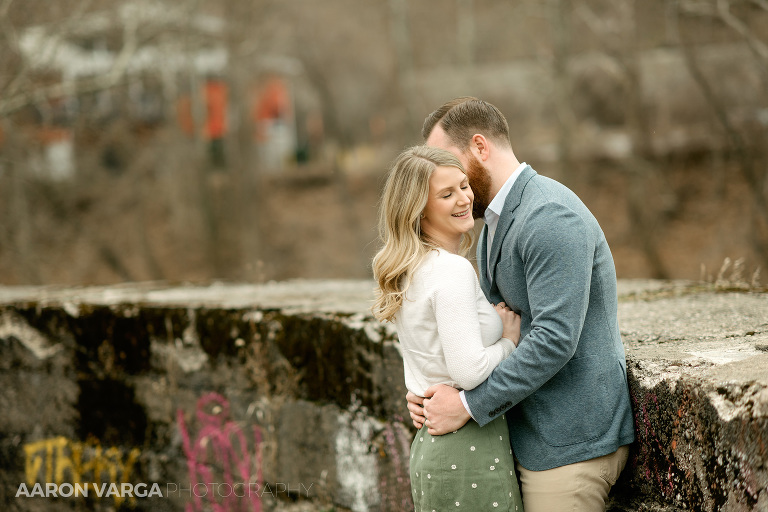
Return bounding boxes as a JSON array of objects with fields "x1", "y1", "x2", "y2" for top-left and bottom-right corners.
[{"x1": 0, "y1": 0, "x2": 766, "y2": 286}]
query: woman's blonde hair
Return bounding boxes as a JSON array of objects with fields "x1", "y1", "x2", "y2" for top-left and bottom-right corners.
[{"x1": 371, "y1": 145, "x2": 474, "y2": 322}]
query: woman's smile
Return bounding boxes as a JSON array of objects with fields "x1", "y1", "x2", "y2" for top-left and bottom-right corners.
[{"x1": 420, "y1": 165, "x2": 475, "y2": 253}]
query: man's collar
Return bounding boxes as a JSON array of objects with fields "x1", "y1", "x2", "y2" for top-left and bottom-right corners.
[{"x1": 484, "y1": 162, "x2": 527, "y2": 223}]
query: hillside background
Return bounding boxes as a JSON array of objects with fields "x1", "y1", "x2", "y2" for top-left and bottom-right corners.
[{"x1": 1, "y1": 0, "x2": 767, "y2": 286}]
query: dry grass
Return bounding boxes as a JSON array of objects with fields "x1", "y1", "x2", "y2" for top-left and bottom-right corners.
[{"x1": 700, "y1": 257, "x2": 765, "y2": 292}]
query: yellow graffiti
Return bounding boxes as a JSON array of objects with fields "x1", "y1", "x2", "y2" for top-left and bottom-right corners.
[{"x1": 23, "y1": 437, "x2": 141, "y2": 506}]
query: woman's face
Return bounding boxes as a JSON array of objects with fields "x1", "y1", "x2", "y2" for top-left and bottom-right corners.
[{"x1": 420, "y1": 165, "x2": 474, "y2": 247}]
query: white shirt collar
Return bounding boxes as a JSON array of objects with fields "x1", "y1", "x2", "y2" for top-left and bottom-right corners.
[{"x1": 483, "y1": 162, "x2": 527, "y2": 226}]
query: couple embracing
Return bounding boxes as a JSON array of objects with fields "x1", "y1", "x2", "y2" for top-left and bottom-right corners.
[{"x1": 372, "y1": 97, "x2": 635, "y2": 511}]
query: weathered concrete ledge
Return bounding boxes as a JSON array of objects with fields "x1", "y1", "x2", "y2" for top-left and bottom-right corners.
[{"x1": 0, "y1": 279, "x2": 766, "y2": 511}]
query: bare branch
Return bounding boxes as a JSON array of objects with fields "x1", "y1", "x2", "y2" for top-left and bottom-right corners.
[
  {"x1": 0, "y1": 0, "x2": 96, "y2": 108},
  {"x1": 0, "y1": 0, "x2": 207, "y2": 118},
  {"x1": 672, "y1": 4, "x2": 768, "y2": 230},
  {"x1": 0, "y1": 31, "x2": 139, "y2": 118},
  {"x1": 717, "y1": 0, "x2": 768, "y2": 61}
]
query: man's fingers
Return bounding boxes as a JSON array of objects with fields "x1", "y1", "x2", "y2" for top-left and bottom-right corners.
[
  {"x1": 423, "y1": 385, "x2": 440, "y2": 398},
  {"x1": 409, "y1": 408, "x2": 424, "y2": 421},
  {"x1": 409, "y1": 402, "x2": 426, "y2": 428},
  {"x1": 408, "y1": 400, "x2": 426, "y2": 417},
  {"x1": 406, "y1": 390, "x2": 425, "y2": 405},
  {"x1": 411, "y1": 410, "x2": 424, "y2": 428},
  {"x1": 405, "y1": 390, "x2": 427, "y2": 429}
]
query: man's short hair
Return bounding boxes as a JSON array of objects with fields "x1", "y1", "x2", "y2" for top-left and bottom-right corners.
[{"x1": 422, "y1": 97, "x2": 511, "y2": 150}]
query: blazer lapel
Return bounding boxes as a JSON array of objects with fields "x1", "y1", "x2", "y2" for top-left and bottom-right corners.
[
  {"x1": 488, "y1": 165, "x2": 537, "y2": 284},
  {"x1": 477, "y1": 223, "x2": 491, "y2": 297}
]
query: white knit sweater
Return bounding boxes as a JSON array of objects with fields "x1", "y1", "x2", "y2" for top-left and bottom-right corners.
[{"x1": 395, "y1": 248, "x2": 516, "y2": 396}]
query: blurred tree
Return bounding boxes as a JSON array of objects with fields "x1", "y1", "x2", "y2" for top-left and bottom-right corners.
[
  {"x1": 672, "y1": 0, "x2": 768, "y2": 265},
  {"x1": 1, "y1": 0, "x2": 766, "y2": 285},
  {"x1": 0, "y1": 0, "x2": 220, "y2": 283},
  {"x1": 551, "y1": 0, "x2": 575, "y2": 182},
  {"x1": 577, "y1": 0, "x2": 675, "y2": 278}
]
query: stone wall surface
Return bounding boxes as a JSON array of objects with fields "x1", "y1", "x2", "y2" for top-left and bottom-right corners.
[{"x1": 0, "y1": 279, "x2": 766, "y2": 511}]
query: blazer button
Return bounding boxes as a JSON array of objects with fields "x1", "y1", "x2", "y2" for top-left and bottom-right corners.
[{"x1": 488, "y1": 411, "x2": 495, "y2": 418}]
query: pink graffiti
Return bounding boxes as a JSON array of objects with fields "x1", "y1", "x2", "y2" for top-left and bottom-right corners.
[{"x1": 178, "y1": 393, "x2": 263, "y2": 512}]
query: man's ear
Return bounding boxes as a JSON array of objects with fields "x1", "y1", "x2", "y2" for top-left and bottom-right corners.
[{"x1": 471, "y1": 134, "x2": 490, "y2": 161}]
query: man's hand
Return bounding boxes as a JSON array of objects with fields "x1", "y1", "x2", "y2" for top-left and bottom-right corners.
[
  {"x1": 406, "y1": 391, "x2": 426, "y2": 429},
  {"x1": 422, "y1": 384, "x2": 471, "y2": 435}
]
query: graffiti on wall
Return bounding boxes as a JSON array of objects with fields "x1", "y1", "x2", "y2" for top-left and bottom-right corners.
[
  {"x1": 177, "y1": 392, "x2": 263, "y2": 512},
  {"x1": 23, "y1": 436, "x2": 141, "y2": 506}
]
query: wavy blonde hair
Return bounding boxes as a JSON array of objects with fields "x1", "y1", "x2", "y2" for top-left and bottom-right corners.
[{"x1": 372, "y1": 145, "x2": 474, "y2": 322}]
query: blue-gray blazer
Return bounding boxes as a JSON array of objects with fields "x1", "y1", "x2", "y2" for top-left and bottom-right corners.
[{"x1": 466, "y1": 165, "x2": 635, "y2": 471}]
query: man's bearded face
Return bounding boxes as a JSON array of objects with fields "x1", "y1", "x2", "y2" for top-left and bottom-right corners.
[{"x1": 465, "y1": 155, "x2": 492, "y2": 219}]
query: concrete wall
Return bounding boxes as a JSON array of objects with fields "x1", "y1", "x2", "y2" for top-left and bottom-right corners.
[{"x1": 0, "y1": 280, "x2": 766, "y2": 511}]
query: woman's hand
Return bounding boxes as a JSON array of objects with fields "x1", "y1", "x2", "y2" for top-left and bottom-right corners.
[{"x1": 494, "y1": 302, "x2": 521, "y2": 346}]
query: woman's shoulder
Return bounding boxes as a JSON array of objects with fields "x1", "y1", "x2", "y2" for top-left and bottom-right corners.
[{"x1": 423, "y1": 249, "x2": 475, "y2": 278}]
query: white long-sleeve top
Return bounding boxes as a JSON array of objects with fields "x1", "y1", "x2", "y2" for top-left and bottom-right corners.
[{"x1": 395, "y1": 248, "x2": 516, "y2": 397}]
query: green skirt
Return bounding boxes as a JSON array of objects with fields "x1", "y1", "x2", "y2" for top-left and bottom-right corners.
[{"x1": 410, "y1": 414, "x2": 524, "y2": 512}]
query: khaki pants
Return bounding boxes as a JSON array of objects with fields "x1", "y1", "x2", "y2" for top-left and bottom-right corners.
[{"x1": 516, "y1": 445, "x2": 630, "y2": 512}]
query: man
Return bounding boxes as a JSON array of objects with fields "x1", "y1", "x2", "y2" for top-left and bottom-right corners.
[{"x1": 406, "y1": 97, "x2": 635, "y2": 511}]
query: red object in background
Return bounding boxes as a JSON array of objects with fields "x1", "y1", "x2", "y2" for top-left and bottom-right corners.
[
  {"x1": 175, "y1": 79, "x2": 229, "y2": 140},
  {"x1": 204, "y1": 80, "x2": 227, "y2": 140},
  {"x1": 254, "y1": 77, "x2": 290, "y2": 121},
  {"x1": 252, "y1": 77, "x2": 291, "y2": 142}
]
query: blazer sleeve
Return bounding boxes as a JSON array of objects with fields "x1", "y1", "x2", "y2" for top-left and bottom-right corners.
[
  {"x1": 432, "y1": 256, "x2": 516, "y2": 391},
  {"x1": 464, "y1": 202, "x2": 595, "y2": 426}
]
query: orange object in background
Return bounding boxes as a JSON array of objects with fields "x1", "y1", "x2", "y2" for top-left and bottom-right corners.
[
  {"x1": 175, "y1": 79, "x2": 229, "y2": 140},
  {"x1": 252, "y1": 77, "x2": 291, "y2": 142},
  {"x1": 204, "y1": 79, "x2": 227, "y2": 140}
]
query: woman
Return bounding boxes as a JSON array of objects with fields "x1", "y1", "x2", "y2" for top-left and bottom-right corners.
[{"x1": 372, "y1": 145, "x2": 524, "y2": 511}]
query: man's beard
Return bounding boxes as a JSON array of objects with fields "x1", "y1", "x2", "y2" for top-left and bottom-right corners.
[{"x1": 465, "y1": 156, "x2": 493, "y2": 219}]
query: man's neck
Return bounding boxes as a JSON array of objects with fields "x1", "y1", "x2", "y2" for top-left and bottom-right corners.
[{"x1": 489, "y1": 151, "x2": 521, "y2": 199}]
